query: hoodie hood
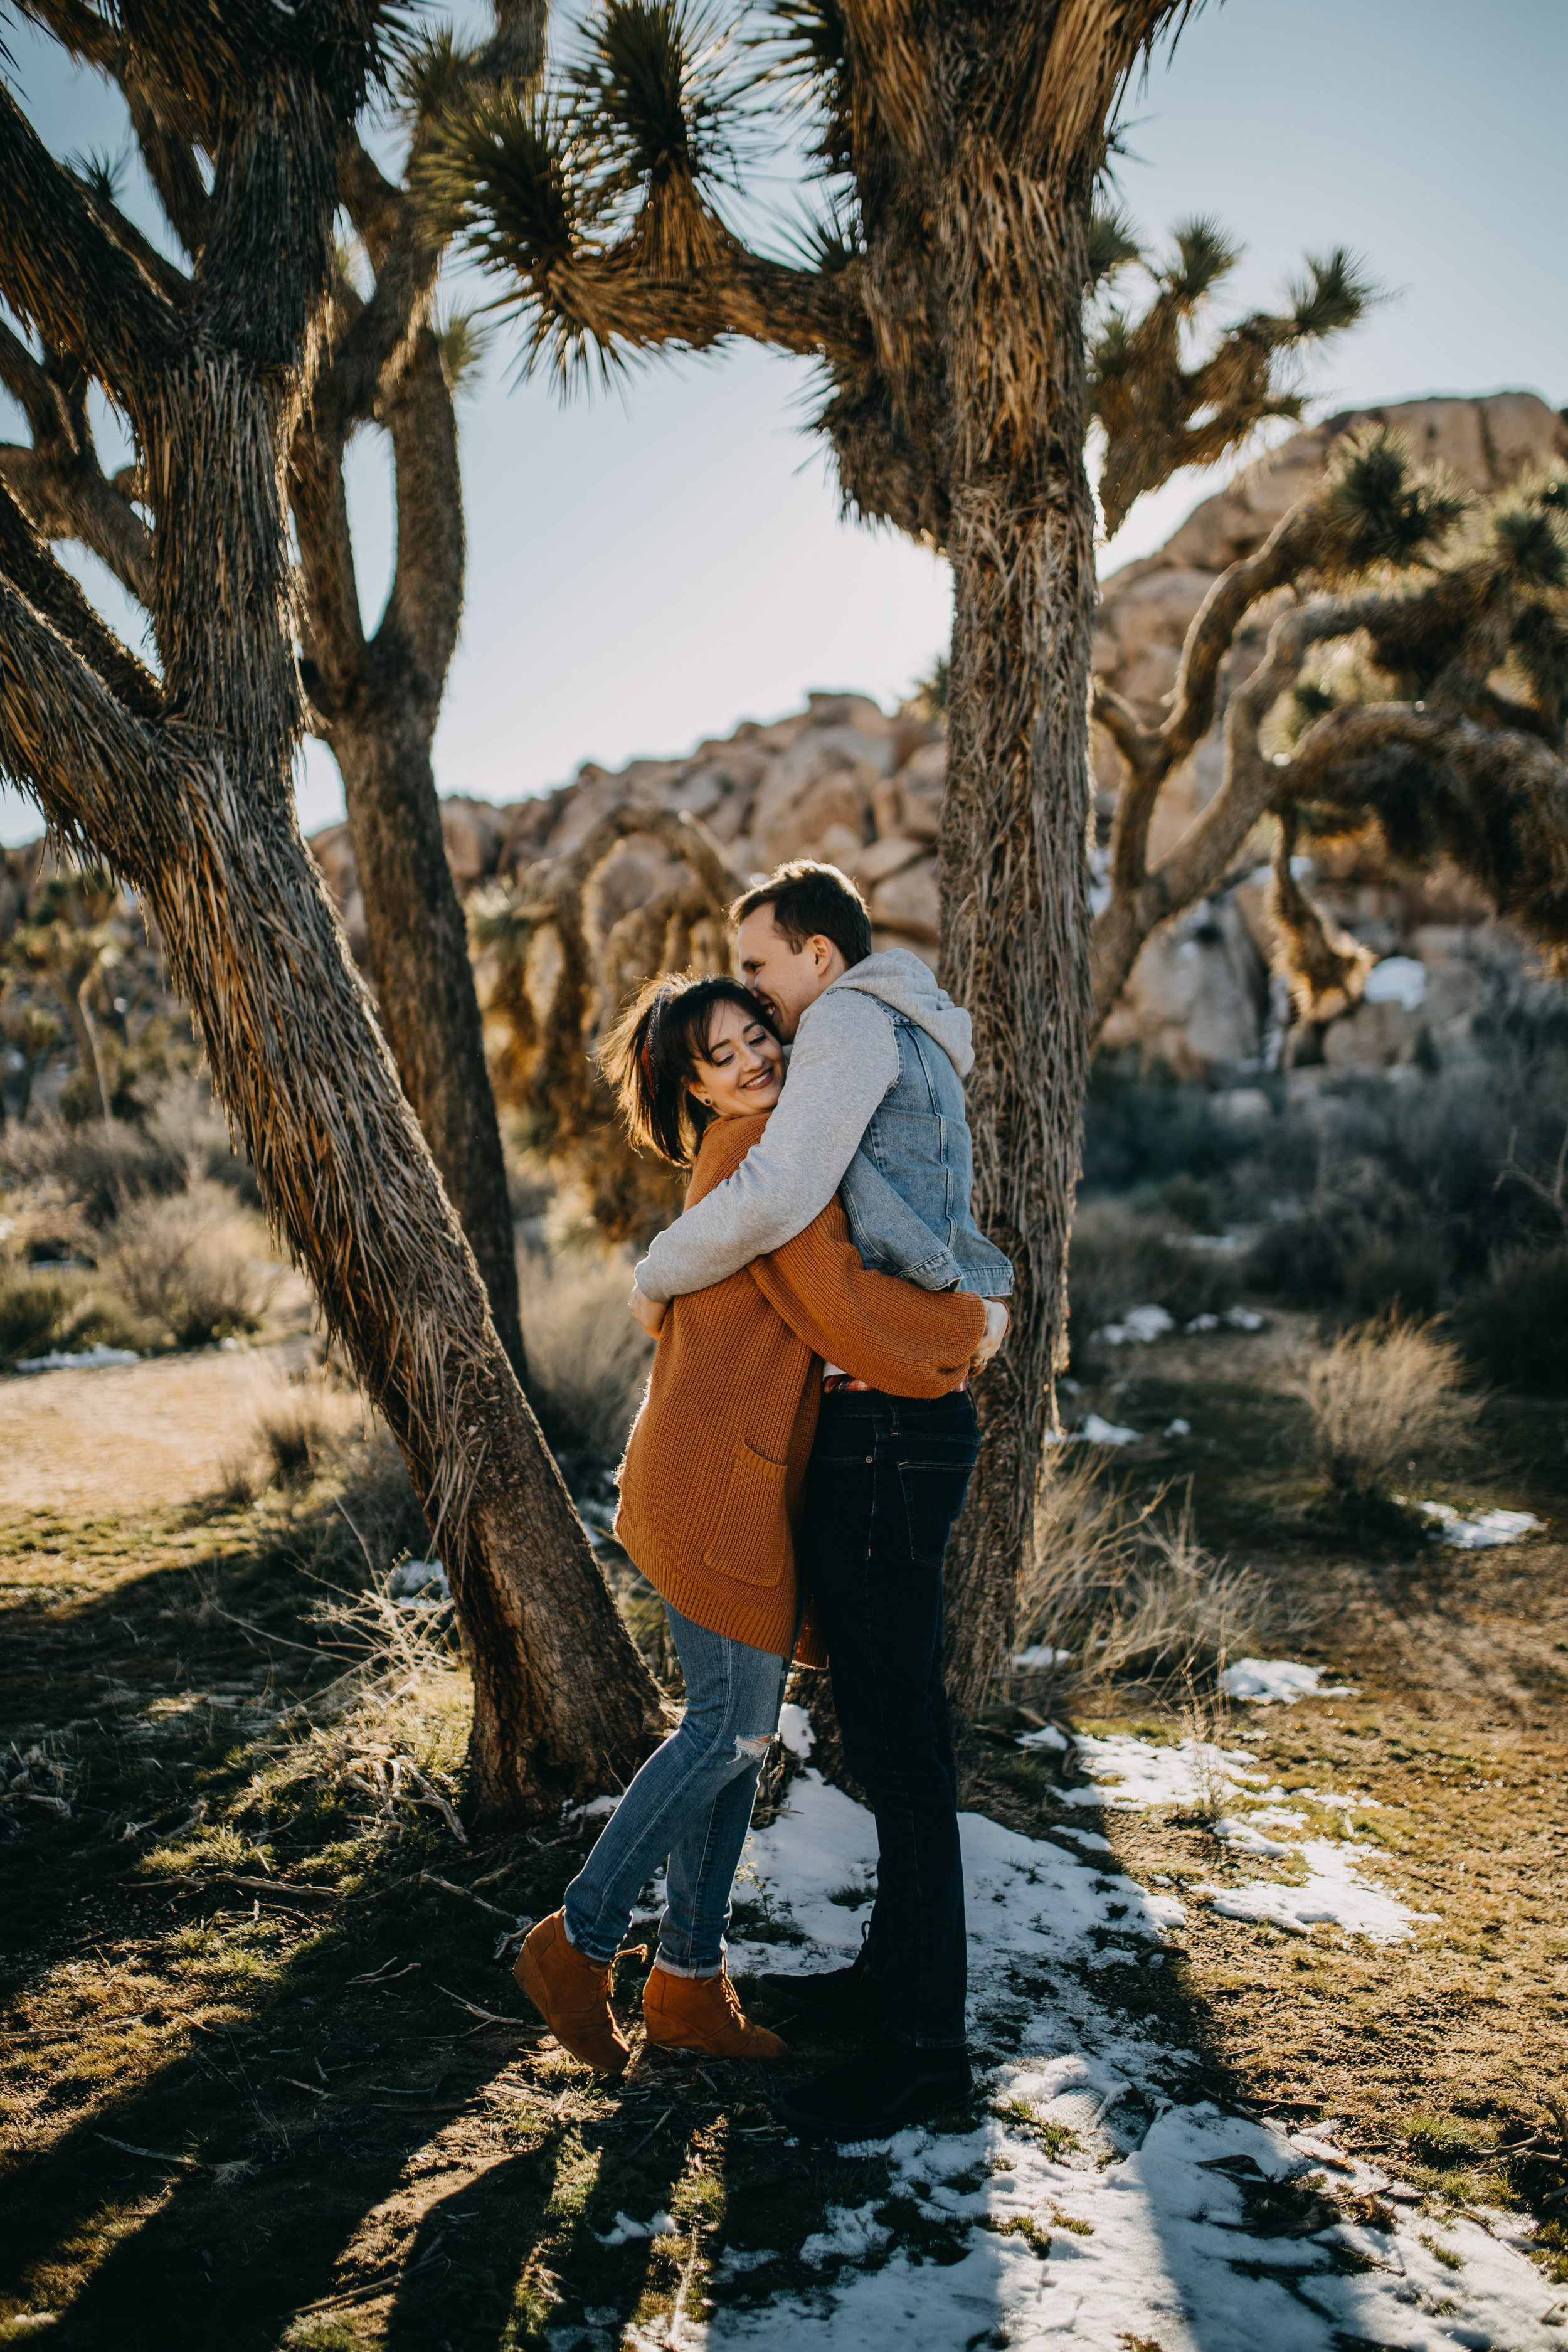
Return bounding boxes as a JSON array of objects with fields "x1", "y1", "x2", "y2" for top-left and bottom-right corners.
[{"x1": 825, "y1": 949, "x2": 973, "y2": 1079}]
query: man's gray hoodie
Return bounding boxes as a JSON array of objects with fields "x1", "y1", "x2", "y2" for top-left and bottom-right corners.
[{"x1": 634, "y1": 950, "x2": 1009, "y2": 1303}]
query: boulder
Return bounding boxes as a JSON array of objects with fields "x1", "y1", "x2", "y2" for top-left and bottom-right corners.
[
  {"x1": 868, "y1": 857, "x2": 941, "y2": 943},
  {"x1": 439, "y1": 798, "x2": 502, "y2": 889}
]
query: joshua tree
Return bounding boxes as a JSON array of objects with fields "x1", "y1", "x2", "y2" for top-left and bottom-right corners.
[
  {"x1": 0, "y1": 0, "x2": 663, "y2": 1818},
  {"x1": 1090, "y1": 426, "x2": 1568, "y2": 1027},
  {"x1": 428, "y1": 2, "x2": 1371, "y2": 1709},
  {"x1": 0, "y1": 5, "x2": 538, "y2": 1381}
]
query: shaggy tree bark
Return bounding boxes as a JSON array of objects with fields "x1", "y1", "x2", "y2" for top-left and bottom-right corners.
[
  {"x1": 0, "y1": 8, "x2": 663, "y2": 1820},
  {"x1": 0, "y1": 7, "x2": 538, "y2": 1384},
  {"x1": 939, "y1": 312, "x2": 1098, "y2": 1715}
]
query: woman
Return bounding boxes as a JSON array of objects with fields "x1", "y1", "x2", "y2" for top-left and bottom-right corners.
[{"x1": 513, "y1": 973, "x2": 985, "y2": 2075}]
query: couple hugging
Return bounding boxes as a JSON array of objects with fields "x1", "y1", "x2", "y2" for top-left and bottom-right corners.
[{"x1": 514, "y1": 859, "x2": 1012, "y2": 2146}]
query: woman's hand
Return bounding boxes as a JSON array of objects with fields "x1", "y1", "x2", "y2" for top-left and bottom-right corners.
[
  {"x1": 970, "y1": 1298, "x2": 1009, "y2": 1375},
  {"x1": 629, "y1": 1281, "x2": 668, "y2": 1339}
]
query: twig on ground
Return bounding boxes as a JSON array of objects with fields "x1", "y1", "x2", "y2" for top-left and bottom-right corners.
[
  {"x1": 420, "y1": 1869, "x2": 510, "y2": 1917},
  {"x1": 433, "y1": 1981, "x2": 522, "y2": 2026},
  {"x1": 623, "y1": 2105, "x2": 674, "y2": 2163},
  {"x1": 346, "y1": 1957, "x2": 418, "y2": 1986}
]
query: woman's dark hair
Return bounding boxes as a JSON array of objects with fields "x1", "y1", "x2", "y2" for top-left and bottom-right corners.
[{"x1": 599, "y1": 973, "x2": 781, "y2": 1166}]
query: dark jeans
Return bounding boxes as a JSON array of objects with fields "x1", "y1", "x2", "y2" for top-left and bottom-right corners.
[{"x1": 803, "y1": 1387, "x2": 980, "y2": 2049}]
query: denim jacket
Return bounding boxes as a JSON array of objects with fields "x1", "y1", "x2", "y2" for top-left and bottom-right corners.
[{"x1": 839, "y1": 1006, "x2": 1014, "y2": 1297}]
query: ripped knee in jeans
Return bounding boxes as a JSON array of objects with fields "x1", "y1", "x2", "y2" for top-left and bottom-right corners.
[{"x1": 733, "y1": 1732, "x2": 773, "y2": 1763}]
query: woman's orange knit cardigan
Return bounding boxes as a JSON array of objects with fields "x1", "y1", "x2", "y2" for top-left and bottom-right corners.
[{"x1": 615, "y1": 1110, "x2": 985, "y2": 1661}]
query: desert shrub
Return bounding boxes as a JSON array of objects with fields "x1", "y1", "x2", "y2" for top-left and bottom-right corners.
[
  {"x1": 1343, "y1": 1233, "x2": 1451, "y2": 1318},
  {"x1": 106, "y1": 1182, "x2": 275, "y2": 1347},
  {"x1": 1010, "y1": 1456, "x2": 1288, "y2": 1703},
  {"x1": 0, "y1": 1264, "x2": 146, "y2": 1367},
  {"x1": 517, "y1": 1248, "x2": 653, "y2": 1475},
  {"x1": 1453, "y1": 1245, "x2": 1568, "y2": 1394},
  {"x1": 1297, "y1": 1313, "x2": 1481, "y2": 1501},
  {"x1": 1155, "y1": 1172, "x2": 1224, "y2": 1233},
  {"x1": 252, "y1": 1370, "x2": 364, "y2": 1490},
  {"x1": 1, "y1": 1074, "x2": 256, "y2": 1221},
  {"x1": 1081, "y1": 1052, "x2": 1253, "y2": 1191},
  {"x1": 0, "y1": 1269, "x2": 72, "y2": 1364},
  {"x1": 1067, "y1": 1197, "x2": 1242, "y2": 1367},
  {"x1": 1, "y1": 1111, "x2": 176, "y2": 1221}
]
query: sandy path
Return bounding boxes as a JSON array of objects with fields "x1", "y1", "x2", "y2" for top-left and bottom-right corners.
[{"x1": 0, "y1": 1339, "x2": 312, "y2": 1516}]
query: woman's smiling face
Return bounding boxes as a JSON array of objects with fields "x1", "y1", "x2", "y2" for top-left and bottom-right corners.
[{"x1": 687, "y1": 998, "x2": 783, "y2": 1120}]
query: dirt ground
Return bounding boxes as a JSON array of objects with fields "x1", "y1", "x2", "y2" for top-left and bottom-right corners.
[
  {"x1": 3, "y1": 1320, "x2": 1567, "y2": 2347},
  {"x1": 0, "y1": 1332, "x2": 313, "y2": 1513}
]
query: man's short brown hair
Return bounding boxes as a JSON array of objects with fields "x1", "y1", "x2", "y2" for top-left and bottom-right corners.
[{"x1": 729, "y1": 860, "x2": 873, "y2": 970}]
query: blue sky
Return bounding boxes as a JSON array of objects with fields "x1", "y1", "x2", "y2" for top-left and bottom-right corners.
[{"x1": 2, "y1": 0, "x2": 1565, "y2": 844}]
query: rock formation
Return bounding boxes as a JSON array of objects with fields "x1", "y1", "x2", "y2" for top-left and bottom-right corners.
[{"x1": 300, "y1": 391, "x2": 1567, "y2": 1089}]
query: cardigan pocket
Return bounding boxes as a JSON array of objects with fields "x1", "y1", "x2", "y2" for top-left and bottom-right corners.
[{"x1": 701, "y1": 1441, "x2": 790, "y2": 1586}]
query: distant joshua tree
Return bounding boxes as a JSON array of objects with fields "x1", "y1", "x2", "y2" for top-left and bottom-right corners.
[
  {"x1": 427, "y1": 0, "x2": 1370, "y2": 1707},
  {"x1": 0, "y1": 0, "x2": 662, "y2": 1818},
  {"x1": 1090, "y1": 425, "x2": 1568, "y2": 1029}
]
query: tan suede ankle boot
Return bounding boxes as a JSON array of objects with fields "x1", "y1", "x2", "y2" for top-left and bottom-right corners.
[
  {"x1": 642, "y1": 1963, "x2": 787, "y2": 2060},
  {"x1": 514, "y1": 1910, "x2": 630, "y2": 2075}
]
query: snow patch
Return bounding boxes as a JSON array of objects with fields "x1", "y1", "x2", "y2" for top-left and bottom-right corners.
[
  {"x1": 1061, "y1": 1730, "x2": 1258, "y2": 1811},
  {"x1": 16, "y1": 1344, "x2": 140, "y2": 1373},
  {"x1": 799, "y1": 2202, "x2": 891, "y2": 2266},
  {"x1": 593, "y1": 2209, "x2": 675, "y2": 2247},
  {"x1": 1094, "y1": 1305, "x2": 1173, "y2": 1345},
  {"x1": 1417, "y1": 1500, "x2": 1543, "y2": 1549},
  {"x1": 388, "y1": 1557, "x2": 449, "y2": 1603},
  {"x1": 1203, "y1": 1838, "x2": 1436, "y2": 1943},
  {"x1": 1219, "y1": 1658, "x2": 1352, "y2": 1705},
  {"x1": 1011, "y1": 1649, "x2": 1072, "y2": 1676},
  {"x1": 1078, "y1": 1413, "x2": 1140, "y2": 1446},
  {"x1": 563, "y1": 1793, "x2": 621, "y2": 1825},
  {"x1": 776, "y1": 1703, "x2": 815, "y2": 1759},
  {"x1": 699, "y1": 1751, "x2": 1553, "y2": 2349}
]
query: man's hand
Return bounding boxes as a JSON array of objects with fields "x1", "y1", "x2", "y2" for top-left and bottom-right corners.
[
  {"x1": 970, "y1": 1298, "x2": 1010, "y2": 1375},
  {"x1": 629, "y1": 1281, "x2": 667, "y2": 1340}
]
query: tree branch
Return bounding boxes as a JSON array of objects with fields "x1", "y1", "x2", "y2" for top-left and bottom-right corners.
[
  {"x1": 0, "y1": 84, "x2": 174, "y2": 387},
  {"x1": 0, "y1": 475, "x2": 161, "y2": 719},
  {"x1": 0, "y1": 442, "x2": 154, "y2": 600},
  {"x1": 376, "y1": 326, "x2": 462, "y2": 703},
  {"x1": 0, "y1": 563, "x2": 171, "y2": 865},
  {"x1": 290, "y1": 432, "x2": 366, "y2": 727},
  {"x1": 1088, "y1": 585, "x2": 1355, "y2": 1025}
]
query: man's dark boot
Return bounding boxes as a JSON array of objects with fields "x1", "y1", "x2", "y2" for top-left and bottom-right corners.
[
  {"x1": 756, "y1": 1961, "x2": 884, "y2": 2033},
  {"x1": 773, "y1": 2033, "x2": 972, "y2": 2143},
  {"x1": 757, "y1": 1940, "x2": 885, "y2": 2035}
]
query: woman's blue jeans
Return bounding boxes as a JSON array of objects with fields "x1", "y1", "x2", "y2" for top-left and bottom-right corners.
[{"x1": 563, "y1": 1601, "x2": 786, "y2": 1977}]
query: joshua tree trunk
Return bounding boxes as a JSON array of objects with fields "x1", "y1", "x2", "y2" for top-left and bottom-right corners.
[
  {"x1": 0, "y1": 31, "x2": 662, "y2": 1820},
  {"x1": 297, "y1": 318, "x2": 528, "y2": 1380},
  {"x1": 330, "y1": 699, "x2": 527, "y2": 1378},
  {"x1": 938, "y1": 208, "x2": 1098, "y2": 1723}
]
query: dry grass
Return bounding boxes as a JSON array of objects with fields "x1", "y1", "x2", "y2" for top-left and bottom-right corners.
[
  {"x1": 1298, "y1": 1312, "x2": 1483, "y2": 1502},
  {"x1": 250, "y1": 1367, "x2": 363, "y2": 1491},
  {"x1": 1013, "y1": 1457, "x2": 1289, "y2": 1705},
  {"x1": 106, "y1": 1181, "x2": 276, "y2": 1349},
  {"x1": 517, "y1": 1247, "x2": 652, "y2": 1470}
]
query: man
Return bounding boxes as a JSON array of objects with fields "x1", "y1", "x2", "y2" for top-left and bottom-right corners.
[{"x1": 628, "y1": 861, "x2": 1012, "y2": 2142}]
